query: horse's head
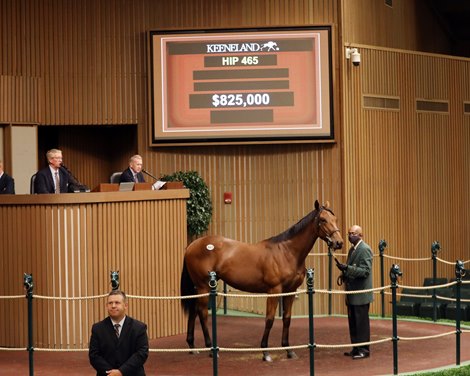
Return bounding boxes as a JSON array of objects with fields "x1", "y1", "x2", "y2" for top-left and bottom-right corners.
[{"x1": 314, "y1": 200, "x2": 344, "y2": 250}]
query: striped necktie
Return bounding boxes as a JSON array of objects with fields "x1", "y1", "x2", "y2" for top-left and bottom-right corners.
[
  {"x1": 114, "y1": 323, "x2": 120, "y2": 338},
  {"x1": 54, "y1": 172, "x2": 60, "y2": 194}
]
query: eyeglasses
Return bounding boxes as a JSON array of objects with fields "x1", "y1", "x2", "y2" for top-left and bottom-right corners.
[{"x1": 348, "y1": 232, "x2": 358, "y2": 236}]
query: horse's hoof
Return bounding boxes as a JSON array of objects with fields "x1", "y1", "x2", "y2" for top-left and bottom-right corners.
[
  {"x1": 262, "y1": 353, "x2": 273, "y2": 362},
  {"x1": 189, "y1": 349, "x2": 199, "y2": 355},
  {"x1": 287, "y1": 350, "x2": 298, "y2": 359}
]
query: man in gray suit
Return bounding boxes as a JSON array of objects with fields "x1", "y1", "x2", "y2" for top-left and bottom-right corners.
[{"x1": 336, "y1": 224, "x2": 373, "y2": 359}]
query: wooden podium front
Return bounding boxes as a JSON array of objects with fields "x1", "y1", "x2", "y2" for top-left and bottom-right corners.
[
  {"x1": 92, "y1": 183, "x2": 153, "y2": 192},
  {"x1": 134, "y1": 182, "x2": 153, "y2": 190},
  {"x1": 92, "y1": 183, "x2": 119, "y2": 192},
  {"x1": 91, "y1": 182, "x2": 183, "y2": 192},
  {"x1": 162, "y1": 181, "x2": 184, "y2": 189},
  {"x1": 0, "y1": 189, "x2": 189, "y2": 348}
]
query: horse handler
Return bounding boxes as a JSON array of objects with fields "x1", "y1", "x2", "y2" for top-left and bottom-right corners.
[{"x1": 336, "y1": 225, "x2": 373, "y2": 360}]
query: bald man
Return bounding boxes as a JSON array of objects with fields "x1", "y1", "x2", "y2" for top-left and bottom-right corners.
[
  {"x1": 119, "y1": 155, "x2": 145, "y2": 183},
  {"x1": 336, "y1": 225, "x2": 373, "y2": 359}
]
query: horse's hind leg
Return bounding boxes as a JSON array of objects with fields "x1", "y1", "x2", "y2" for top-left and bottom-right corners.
[
  {"x1": 260, "y1": 296, "x2": 278, "y2": 362},
  {"x1": 186, "y1": 299, "x2": 199, "y2": 354},
  {"x1": 281, "y1": 295, "x2": 298, "y2": 359},
  {"x1": 196, "y1": 295, "x2": 213, "y2": 353}
]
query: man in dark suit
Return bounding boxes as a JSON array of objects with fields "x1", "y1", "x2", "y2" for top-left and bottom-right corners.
[
  {"x1": 34, "y1": 149, "x2": 70, "y2": 194},
  {"x1": 0, "y1": 161, "x2": 15, "y2": 194},
  {"x1": 336, "y1": 225, "x2": 373, "y2": 359},
  {"x1": 120, "y1": 154, "x2": 146, "y2": 183},
  {"x1": 89, "y1": 290, "x2": 149, "y2": 376}
]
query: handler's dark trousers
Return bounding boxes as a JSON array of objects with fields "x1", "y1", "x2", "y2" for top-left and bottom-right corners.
[{"x1": 347, "y1": 303, "x2": 370, "y2": 353}]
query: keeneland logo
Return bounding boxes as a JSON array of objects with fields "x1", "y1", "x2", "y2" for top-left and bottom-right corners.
[
  {"x1": 206, "y1": 41, "x2": 280, "y2": 53},
  {"x1": 260, "y1": 41, "x2": 279, "y2": 51}
]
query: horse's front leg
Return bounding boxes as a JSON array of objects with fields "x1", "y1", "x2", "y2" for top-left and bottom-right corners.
[
  {"x1": 281, "y1": 294, "x2": 298, "y2": 359},
  {"x1": 196, "y1": 295, "x2": 213, "y2": 354},
  {"x1": 260, "y1": 296, "x2": 279, "y2": 362}
]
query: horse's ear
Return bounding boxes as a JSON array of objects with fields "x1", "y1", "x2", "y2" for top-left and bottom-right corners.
[
  {"x1": 325, "y1": 201, "x2": 330, "y2": 208},
  {"x1": 314, "y1": 200, "x2": 320, "y2": 210}
]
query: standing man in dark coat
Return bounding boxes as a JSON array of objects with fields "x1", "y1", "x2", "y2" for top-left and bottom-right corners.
[
  {"x1": 34, "y1": 149, "x2": 70, "y2": 194},
  {"x1": 0, "y1": 161, "x2": 15, "y2": 194},
  {"x1": 89, "y1": 290, "x2": 149, "y2": 376},
  {"x1": 336, "y1": 224, "x2": 373, "y2": 359},
  {"x1": 120, "y1": 155, "x2": 146, "y2": 183}
]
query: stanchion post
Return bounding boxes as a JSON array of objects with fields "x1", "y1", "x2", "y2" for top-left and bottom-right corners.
[
  {"x1": 110, "y1": 270, "x2": 120, "y2": 290},
  {"x1": 209, "y1": 271, "x2": 219, "y2": 376},
  {"x1": 327, "y1": 246, "x2": 332, "y2": 315},
  {"x1": 455, "y1": 260, "x2": 464, "y2": 366},
  {"x1": 431, "y1": 241, "x2": 440, "y2": 322},
  {"x1": 223, "y1": 282, "x2": 227, "y2": 315},
  {"x1": 379, "y1": 240, "x2": 387, "y2": 318},
  {"x1": 390, "y1": 264, "x2": 402, "y2": 376},
  {"x1": 306, "y1": 268, "x2": 315, "y2": 376},
  {"x1": 23, "y1": 273, "x2": 34, "y2": 376}
]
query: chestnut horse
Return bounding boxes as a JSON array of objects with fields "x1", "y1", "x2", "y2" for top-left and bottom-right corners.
[{"x1": 180, "y1": 200, "x2": 343, "y2": 361}]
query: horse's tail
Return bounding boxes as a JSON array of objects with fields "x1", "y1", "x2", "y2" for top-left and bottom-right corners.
[{"x1": 180, "y1": 259, "x2": 197, "y2": 314}]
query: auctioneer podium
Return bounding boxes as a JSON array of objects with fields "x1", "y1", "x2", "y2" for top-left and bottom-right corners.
[
  {"x1": 92, "y1": 181, "x2": 184, "y2": 192},
  {"x1": 0, "y1": 188, "x2": 189, "y2": 348}
]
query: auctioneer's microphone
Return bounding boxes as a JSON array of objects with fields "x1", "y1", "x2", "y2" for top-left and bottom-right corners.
[
  {"x1": 142, "y1": 169, "x2": 158, "y2": 181},
  {"x1": 142, "y1": 169, "x2": 166, "y2": 190},
  {"x1": 60, "y1": 164, "x2": 90, "y2": 192}
]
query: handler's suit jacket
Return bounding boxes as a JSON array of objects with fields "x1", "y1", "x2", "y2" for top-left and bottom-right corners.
[{"x1": 342, "y1": 240, "x2": 373, "y2": 306}]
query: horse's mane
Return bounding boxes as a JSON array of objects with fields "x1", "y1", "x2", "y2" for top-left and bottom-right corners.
[{"x1": 267, "y1": 206, "x2": 334, "y2": 244}]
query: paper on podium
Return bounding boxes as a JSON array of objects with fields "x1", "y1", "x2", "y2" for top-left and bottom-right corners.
[{"x1": 152, "y1": 180, "x2": 167, "y2": 190}]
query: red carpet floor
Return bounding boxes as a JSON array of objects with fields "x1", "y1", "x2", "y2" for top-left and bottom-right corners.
[{"x1": 0, "y1": 316, "x2": 469, "y2": 375}]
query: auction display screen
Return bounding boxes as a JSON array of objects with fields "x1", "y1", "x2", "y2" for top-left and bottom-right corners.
[{"x1": 149, "y1": 27, "x2": 333, "y2": 145}]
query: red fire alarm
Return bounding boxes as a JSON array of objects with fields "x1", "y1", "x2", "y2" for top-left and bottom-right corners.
[{"x1": 224, "y1": 192, "x2": 232, "y2": 204}]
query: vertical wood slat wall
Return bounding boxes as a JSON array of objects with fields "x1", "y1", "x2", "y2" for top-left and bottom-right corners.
[
  {"x1": 342, "y1": 46, "x2": 470, "y2": 314},
  {"x1": 0, "y1": 192, "x2": 187, "y2": 348},
  {"x1": 166, "y1": 145, "x2": 345, "y2": 316},
  {"x1": 0, "y1": 75, "x2": 42, "y2": 124},
  {"x1": 341, "y1": 0, "x2": 452, "y2": 55},
  {"x1": 0, "y1": 0, "x2": 347, "y2": 331},
  {"x1": 1, "y1": 0, "x2": 469, "y2": 321},
  {"x1": 0, "y1": 0, "x2": 339, "y2": 126}
]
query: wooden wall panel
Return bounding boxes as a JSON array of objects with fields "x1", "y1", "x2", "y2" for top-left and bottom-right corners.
[
  {"x1": 342, "y1": 46, "x2": 470, "y2": 315},
  {"x1": 0, "y1": 191, "x2": 188, "y2": 348},
  {"x1": 1, "y1": 0, "x2": 339, "y2": 126},
  {"x1": 158, "y1": 144, "x2": 342, "y2": 240},
  {"x1": 0, "y1": 75, "x2": 42, "y2": 124},
  {"x1": 341, "y1": 0, "x2": 451, "y2": 55},
  {"x1": 2, "y1": 0, "x2": 468, "y2": 323}
]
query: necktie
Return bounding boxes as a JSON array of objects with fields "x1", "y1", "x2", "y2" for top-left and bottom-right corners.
[
  {"x1": 134, "y1": 174, "x2": 138, "y2": 183},
  {"x1": 54, "y1": 172, "x2": 60, "y2": 194},
  {"x1": 114, "y1": 323, "x2": 120, "y2": 338}
]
